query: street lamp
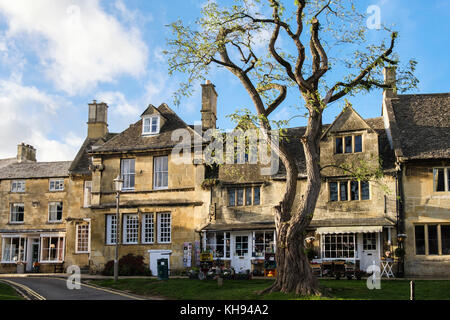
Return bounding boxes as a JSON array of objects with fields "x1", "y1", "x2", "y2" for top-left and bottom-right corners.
[{"x1": 113, "y1": 175, "x2": 123, "y2": 282}]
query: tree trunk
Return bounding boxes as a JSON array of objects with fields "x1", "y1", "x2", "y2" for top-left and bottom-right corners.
[{"x1": 261, "y1": 107, "x2": 323, "y2": 296}]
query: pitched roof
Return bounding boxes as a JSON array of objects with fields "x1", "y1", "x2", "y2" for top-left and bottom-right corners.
[
  {"x1": 0, "y1": 158, "x2": 17, "y2": 169},
  {"x1": 69, "y1": 133, "x2": 117, "y2": 175},
  {"x1": 0, "y1": 161, "x2": 72, "y2": 179},
  {"x1": 92, "y1": 103, "x2": 201, "y2": 153},
  {"x1": 389, "y1": 93, "x2": 450, "y2": 160},
  {"x1": 274, "y1": 116, "x2": 396, "y2": 177}
]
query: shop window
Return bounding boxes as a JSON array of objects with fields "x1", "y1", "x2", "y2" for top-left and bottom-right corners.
[
  {"x1": 253, "y1": 231, "x2": 275, "y2": 258},
  {"x1": 41, "y1": 236, "x2": 64, "y2": 262},
  {"x1": 322, "y1": 234, "x2": 355, "y2": 259},
  {"x1": 1, "y1": 237, "x2": 26, "y2": 263}
]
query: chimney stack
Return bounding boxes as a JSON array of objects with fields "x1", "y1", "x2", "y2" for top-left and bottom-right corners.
[
  {"x1": 87, "y1": 101, "x2": 109, "y2": 139},
  {"x1": 201, "y1": 80, "x2": 218, "y2": 131},
  {"x1": 383, "y1": 67, "x2": 397, "y2": 99},
  {"x1": 17, "y1": 143, "x2": 36, "y2": 163}
]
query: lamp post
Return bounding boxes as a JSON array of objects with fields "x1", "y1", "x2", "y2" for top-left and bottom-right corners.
[{"x1": 113, "y1": 175, "x2": 123, "y2": 282}]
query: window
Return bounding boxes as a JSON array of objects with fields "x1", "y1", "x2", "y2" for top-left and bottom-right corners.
[
  {"x1": 442, "y1": 225, "x2": 450, "y2": 255},
  {"x1": 335, "y1": 135, "x2": 363, "y2": 154},
  {"x1": 11, "y1": 180, "x2": 25, "y2": 192},
  {"x1": 48, "y1": 202, "x2": 63, "y2": 222},
  {"x1": 363, "y1": 233, "x2": 377, "y2": 250},
  {"x1": 83, "y1": 181, "x2": 92, "y2": 208},
  {"x1": 49, "y1": 179, "x2": 64, "y2": 191},
  {"x1": 121, "y1": 159, "x2": 135, "y2": 190},
  {"x1": 76, "y1": 224, "x2": 89, "y2": 253},
  {"x1": 106, "y1": 215, "x2": 117, "y2": 245},
  {"x1": 123, "y1": 214, "x2": 139, "y2": 244},
  {"x1": 206, "y1": 232, "x2": 231, "y2": 258},
  {"x1": 157, "y1": 212, "x2": 171, "y2": 243},
  {"x1": 253, "y1": 231, "x2": 275, "y2": 258},
  {"x1": 142, "y1": 213, "x2": 155, "y2": 244},
  {"x1": 41, "y1": 236, "x2": 64, "y2": 262},
  {"x1": 415, "y1": 224, "x2": 450, "y2": 256},
  {"x1": 415, "y1": 225, "x2": 425, "y2": 255},
  {"x1": 142, "y1": 116, "x2": 160, "y2": 135},
  {"x1": 322, "y1": 234, "x2": 355, "y2": 259},
  {"x1": 10, "y1": 203, "x2": 24, "y2": 223},
  {"x1": 228, "y1": 186, "x2": 261, "y2": 206},
  {"x1": 154, "y1": 156, "x2": 168, "y2": 189},
  {"x1": 434, "y1": 168, "x2": 450, "y2": 192},
  {"x1": 428, "y1": 225, "x2": 439, "y2": 255},
  {"x1": 1, "y1": 237, "x2": 26, "y2": 263},
  {"x1": 235, "y1": 235, "x2": 249, "y2": 257},
  {"x1": 330, "y1": 180, "x2": 370, "y2": 202}
]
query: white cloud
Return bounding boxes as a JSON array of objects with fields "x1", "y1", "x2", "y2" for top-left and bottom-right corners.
[
  {"x1": 96, "y1": 91, "x2": 140, "y2": 117},
  {"x1": 0, "y1": 79, "x2": 82, "y2": 161},
  {"x1": 0, "y1": 0, "x2": 148, "y2": 95}
]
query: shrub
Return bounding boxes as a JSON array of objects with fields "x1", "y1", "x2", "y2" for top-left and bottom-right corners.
[{"x1": 102, "y1": 254, "x2": 152, "y2": 276}]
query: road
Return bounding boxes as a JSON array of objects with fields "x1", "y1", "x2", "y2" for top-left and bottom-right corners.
[{"x1": 0, "y1": 276, "x2": 145, "y2": 300}]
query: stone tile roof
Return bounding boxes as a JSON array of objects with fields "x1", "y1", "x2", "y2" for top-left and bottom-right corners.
[
  {"x1": 390, "y1": 93, "x2": 450, "y2": 160},
  {"x1": 0, "y1": 161, "x2": 72, "y2": 179},
  {"x1": 69, "y1": 133, "x2": 117, "y2": 175},
  {"x1": 0, "y1": 158, "x2": 17, "y2": 169},
  {"x1": 276, "y1": 116, "x2": 396, "y2": 177},
  {"x1": 92, "y1": 104, "x2": 200, "y2": 153}
]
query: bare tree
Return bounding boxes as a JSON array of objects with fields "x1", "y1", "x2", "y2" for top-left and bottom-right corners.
[{"x1": 166, "y1": 0, "x2": 417, "y2": 295}]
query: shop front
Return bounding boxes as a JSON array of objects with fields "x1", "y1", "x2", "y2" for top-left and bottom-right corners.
[{"x1": 202, "y1": 227, "x2": 276, "y2": 275}]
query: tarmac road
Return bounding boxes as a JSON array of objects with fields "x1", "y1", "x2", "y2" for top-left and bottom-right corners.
[{"x1": 0, "y1": 276, "x2": 145, "y2": 300}]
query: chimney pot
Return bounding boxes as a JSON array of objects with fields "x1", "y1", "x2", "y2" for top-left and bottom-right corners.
[{"x1": 17, "y1": 143, "x2": 36, "y2": 163}]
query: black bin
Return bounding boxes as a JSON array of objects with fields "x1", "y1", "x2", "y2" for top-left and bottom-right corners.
[{"x1": 157, "y1": 258, "x2": 169, "y2": 280}]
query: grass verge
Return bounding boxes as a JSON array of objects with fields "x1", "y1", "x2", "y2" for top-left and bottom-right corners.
[
  {"x1": 91, "y1": 278, "x2": 450, "y2": 300},
  {"x1": 0, "y1": 281, "x2": 25, "y2": 300}
]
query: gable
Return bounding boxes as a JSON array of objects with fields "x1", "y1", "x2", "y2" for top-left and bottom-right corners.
[{"x1": 321, "y1": 106, "x2": 375, "y2": 139}]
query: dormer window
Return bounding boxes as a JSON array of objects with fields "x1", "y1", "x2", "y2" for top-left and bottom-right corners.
[
  {"x1": 335, "y1": 135, "x2": 362, "y2": 154},
  {"x1": 142, "y1": 116, "x2": 160, "y2": 135}
]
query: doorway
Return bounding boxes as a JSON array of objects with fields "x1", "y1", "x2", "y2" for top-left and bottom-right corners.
[
  {"x1": 231, "y1": 233, "x2": 251, "y2": 273},
  {"x1": 360, "y1": 233, "x2": 380, "y2": 272},
  {"x1": 26, "y1": 238, "x2": 40, "y2": 272}
]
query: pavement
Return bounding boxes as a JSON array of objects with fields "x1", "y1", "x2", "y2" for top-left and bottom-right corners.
[{"x1": 0, "y1": 275, "x2": 151, "y2": 300}]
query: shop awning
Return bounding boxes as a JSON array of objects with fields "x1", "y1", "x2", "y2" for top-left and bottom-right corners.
[{"x1": 316, "y1": 226, "x2": 383, "y2": 235}]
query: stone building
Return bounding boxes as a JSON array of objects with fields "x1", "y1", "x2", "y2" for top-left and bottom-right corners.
[{"x1": 382, "y1": 83, "x2": 450, "y2": 276}]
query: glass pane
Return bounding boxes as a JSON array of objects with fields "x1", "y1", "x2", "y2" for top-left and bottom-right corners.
[
  {"x1": 254, "y1": 187, "x2": 260, "y2": 205},
  {"x1": 350, "y1": 181, "x2": 359, "y2": 201},
  {"x1": 441, "y1": 225, "x2": 450, "y2": 255},
  {"x1": 415, "y1": 225, "x2": 425, "y2": 255},
  {"x1": 354, "y1": 135, "x2": 362, "y2": 152},
  {"x1": 361, "y1": 181, "x2": 370, "y2": 200},
  {"x1": 228, "y1": 189, "x2": 235, "y2": 206},
  {"x1": 340, "y1": 182, "x2": 348, "y2": 201},
  {"x1": 345, "y1": 136, "x2": 353, "y2": 153},
  {"x1": 236, "y1": 188, "x2": 244, "y2": 206},
  {"x1": 335, "y1": 137, "x2": 343, "y2": 154},
  {"x1": 245, "y1": 188, "x2": 252, "y2": 205},
  {"x1": 434, "y1": 169, "x2": 445, "y2": 192},
  {"x1": 330, "y1": 182, "x2": 338, "y2": 202},
  {"x1": 428, "y1": 225, "x2": 438, "y2": 255}
]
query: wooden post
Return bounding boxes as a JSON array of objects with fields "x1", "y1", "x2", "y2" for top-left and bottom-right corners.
[{"x1": 410, "y1": 280, "x2": 415, "y2": 300}]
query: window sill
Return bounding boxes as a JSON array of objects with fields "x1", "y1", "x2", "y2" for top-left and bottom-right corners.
[
  {"x1": 8, "y1": 222, "x2": 24, "y2": 225},
  {"x1": 47, "y1": 221, "x2": 64, "y2": 224}
]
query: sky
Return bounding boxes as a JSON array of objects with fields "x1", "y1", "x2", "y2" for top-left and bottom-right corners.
[{"x1": 0, "y1": 0, "x2": 449, "y2": 162}]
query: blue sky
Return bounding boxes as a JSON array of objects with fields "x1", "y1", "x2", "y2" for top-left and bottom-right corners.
[{"x1": 0, "y1": 0, "x2": 449, "y2": 161}]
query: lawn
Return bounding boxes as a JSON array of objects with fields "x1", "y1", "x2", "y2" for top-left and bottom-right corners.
[
  {"x1": 0, "y1": 281, "x2": 24, "y2": 300},
  {"x1": 91, "y1": 278, "x2": 450, "y2": 300}
]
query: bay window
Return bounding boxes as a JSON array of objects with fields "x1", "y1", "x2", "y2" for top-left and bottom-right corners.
[
  {"x1": 1, "y1": 237, "x2": 27, "y2": 263},
  {"x1": 40, "y1": 236, "x2": 64, "y2": 262}
]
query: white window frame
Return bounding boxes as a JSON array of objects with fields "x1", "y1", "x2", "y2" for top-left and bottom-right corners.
[
  {"x1": 157, "y1": 212, "x2": 171, "y2": 244},
  {"x1": 142, "y1": 213, "x2": 155, "y2": 244},
  {"x1": 433, "y1": 167, "x2": 450, "y2": 192},
  {"x1": 153, "y1": 156, "x2": 168, "y2": 190},
  {"x1": 75, "y1": 223, "x2": 90, "y2": 253},
  {"x1": 10, "y1": 203, "x2": 25, "y2": 224},
  {"x1": 11, "y1": 180, "x2": 25, "y2": 193},
  {"x1": 252, "y1": 230, "x2": 276, "y2": 258},
  {"x1": 49, "y1": 179, "x2": 64, "y2": 191},
  {"x1": 48, "y1": 202, "x2": 63, "y2": 223},
  {"x1": 83, "y1": 181, "x2": 92, "y2": 208},
  {"x1": 121, "y1": 159, "x2": 136, "y2": 191},
  {"x1": 40, "y1": 236, "x2": 65, "y2": 263},
  {"x1": 123, "y1": 214, "x2": 139, "y2": 244},
  {"x1": 1, "y1": 236, "x2": 27, "y2": 263},
  {"x1": 106, "y1": 215, "x2": 117, "y2": 245},
  {"x1": 142, "y1": 115, "x2": 160, "y2": 135},
  {"x1": 321, "y1": 233, "x2": 356, "y2": 260}
]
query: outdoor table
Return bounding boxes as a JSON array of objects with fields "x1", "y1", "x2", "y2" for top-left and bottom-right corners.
[{"x1": 380, "y1": 259, "x2": 395, "y2": 278}]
